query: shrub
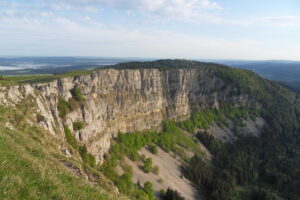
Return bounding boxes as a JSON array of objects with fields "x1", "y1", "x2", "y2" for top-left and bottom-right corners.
[
  {"x1": 129, "y1": 151, "x2": 139, "y2": 161},
  {"x1": 162, "y1": 188, "x2": 185, "y2": 200},
  {"x1": 144, "y1": 181, "x2": 154, "y2": 199},
  {"x1": 68, "y1": 98, "x2": 80, "y2": 111},
  {"x1": 123, "y1": 164, "x2": 133, "y2": 175},
  {"x1": 159, "y1": 189, "x2": 166, "y2": 197},
  {"x1": 149, "y1": 144, "x2": 158, "y2": 154},
  {"x1": 58, "y1": 98, "x2": 71, "y2": 118},
  {"x1": 70, "y1": 88, "x2": 84, "y2": 102},
  {"x1": 158, "y1": 178, "x2": 164, "y2": 184},
  {"x1": 117, "y1": 174, "x2": 132, "y2": 194},
  {"x1": 64, "y1": 125, "x2": 78, "y2": 149},
  {"x1": 178, "y1": 120, "x2": 195, "y2": 133},
  {"x1": 143, "y1": 158, "x2": 152, "y2": 173},
  {"x1": 36, "y1": 114, "x2": 46, "y2": 122},
  {"x1": 152, "y1": 165, "x2": 159, "y2": 175},
  {"x1": 73, "y1": 121, "x2": 84, "y2": 131},
  {"x1": 79, "y1": 145, "x2": 96, "y2": 167},
  {"x1": 172, "y1": 146, "x2": 189, "y2": 162},
  {"x1": 163, "y1": 121, "x2": 181, "y2": 134},
  {"x1": 140, "y1": 154, "x2": 146, "y2": 162}
]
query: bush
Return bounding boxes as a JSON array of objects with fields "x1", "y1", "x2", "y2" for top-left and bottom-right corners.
[
  {"x1": 115, "y1": 169, "x2": 134, "y2": 194},
  {"x1": 178, "y1": 120, "x2": 195, "y2": 133},
  {"x1": 149, "y1": 144, "x2": 158, "y2": 154},
  {"x1": 70, "y1": 88, "x2": 84, "y2": 102},
  {"x1": 144, "y1": 181, "x2": 154, "y2": 199},
  {"x1": 158, "y1": 178, "x2": 164, "y2": 184},
  {"x1": 79, "y1": 145, "x2": 96, "y2": 167},
  {"x1": 162, "y1": 188, "x2": 185, "y2": 200},
  {"x1": 152, "y1": 165, "x2": 159, "y2": 175},
  {"x1": 163, "y1": 121, "x2": 181, "y2": 135},
  {"x1": 64, "y1": 125, "x2": 78, "y2": 149},
  {"x1": 140, "y1": 154, "x2": 146, "y2": 162},
  {"x1": 58, "y1": 98, "x2": 71, "y2": 118},
  {"x1": 129, "y1": 151, "x2": 139, "y2": 161},
  {"x1": 73, "y1": 121, "x2": 84, "y2": 131},
  {"x1": 143, "y1": 158, "x2": 152, "y2": 173},
  {"x1": 68, "y1": 98, "x2": 80, "y2": 111},
  {"x1": 36, "y1": 114, "x2": 46, "y2": 122},
  {"x1": 172, "y1": 146, "x2": 189, "y2": 162}
]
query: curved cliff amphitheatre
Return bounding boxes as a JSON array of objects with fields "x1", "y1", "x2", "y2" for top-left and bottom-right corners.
[{"x1": 0, "y1": 60, "x2": 299, "y2": 200}]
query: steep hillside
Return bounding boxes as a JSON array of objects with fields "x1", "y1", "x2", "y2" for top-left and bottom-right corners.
[
  {"x1": 0, "y1": 60, "x2": 299, "y2": 200},
  {"x1": 0, "y1": 105, "x2": 128, "y2": 200},
  {"x1": 0, "y1": 62, "x2": 262, "y2": 164},
  {"x1": 217, "y1": 60, "x2": 300, "y2": 93}
]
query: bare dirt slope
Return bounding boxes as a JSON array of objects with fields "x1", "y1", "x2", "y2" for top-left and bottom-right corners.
[
  {"x1": 209, "y1": 117, "x2": 266, "y2": 141},
  {"x1": 124, "y1": 147, "x2": 201, "y2": 200}
]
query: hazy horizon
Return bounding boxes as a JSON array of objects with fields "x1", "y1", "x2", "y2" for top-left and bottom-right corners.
[{"x1": 0, "y1": 55, "x2": 300, "y2": 63}]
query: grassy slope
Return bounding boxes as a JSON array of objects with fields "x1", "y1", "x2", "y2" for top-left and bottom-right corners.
[{"x1": 0, "y1": 105, "x2": 128, "y2": 200}]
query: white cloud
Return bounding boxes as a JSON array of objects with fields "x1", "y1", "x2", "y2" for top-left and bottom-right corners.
[
  {"x1": 259, "y1": 16, "x2": 300, "y2": 27},
  {"x1": 221, "y1": 16, "x2": 300, "y2": 27},
  {"x1": 0, "y1": 0, "x2": 299, "y2": 60},
  {"x1": 50, "y1": 3, "x2": 72, "y2": 11},
  {"x1": 43, "y1": 0, "x2": 221, "y2": 22},
  {"x1": 1, "y1": 13, "x2": 299, "y2": 60},
  {"x1": 83, "y1": 16, "x2": 92, "y2": 21},
  {"x1": 84, "y1": 6, "x2": 101, "y2": 12}
]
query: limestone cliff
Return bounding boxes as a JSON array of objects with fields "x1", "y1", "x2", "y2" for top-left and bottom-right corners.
[{"x1": 0, "y1": 68, "x2": 259, "y2": 163}]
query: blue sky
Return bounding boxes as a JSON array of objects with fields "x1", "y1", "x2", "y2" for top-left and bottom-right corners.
[{"x1": 0, "y1": 0, "x2": 299, "y2": 60}]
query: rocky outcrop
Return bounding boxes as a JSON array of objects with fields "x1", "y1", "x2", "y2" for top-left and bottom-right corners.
[{"x1": 0, "y1": 68, "x2": 258, "y2": 164}]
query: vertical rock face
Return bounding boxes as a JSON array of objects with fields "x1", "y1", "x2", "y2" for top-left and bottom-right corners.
[{"x1": 0, "y1": 68, "x2": 255, "y2": 164}]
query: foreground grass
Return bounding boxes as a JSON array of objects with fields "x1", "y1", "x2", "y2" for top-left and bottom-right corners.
[{"x1": 0, "y1": 106, "x2": 127, "y2": 200}]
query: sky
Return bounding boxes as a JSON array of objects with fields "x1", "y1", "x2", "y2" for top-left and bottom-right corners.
[{"x1": 0, "y1": 0, "x2": 299, "y2": 60}]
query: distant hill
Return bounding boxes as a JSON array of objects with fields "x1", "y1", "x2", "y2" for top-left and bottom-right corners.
[
  {"x1": 0, "y1": 57, "x2": 148, "y2": 75},
  {"x1": 1, "y1": 57, "x2": 300, "y2": 93},
  {"x1": 213, "y1": 60, "x2": 300, "y2": 93}
]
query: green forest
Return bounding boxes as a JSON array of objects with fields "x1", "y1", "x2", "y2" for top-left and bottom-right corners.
[
  {"x1": 178, "y1": 61, "x2": 300, "y2": 200},
  {"x1": 108, "y1": 60, "x2": 300, "y2": 200}
]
